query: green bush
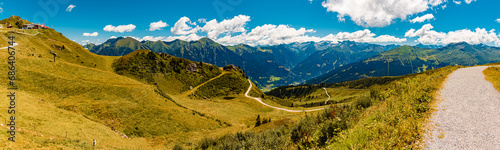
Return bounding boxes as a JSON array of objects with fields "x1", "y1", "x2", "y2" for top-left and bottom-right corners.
[{"x1": 354, "y1": 95, "x2": 372, "y2": 109}]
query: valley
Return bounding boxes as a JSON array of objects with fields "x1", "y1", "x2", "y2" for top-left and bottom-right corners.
[{"x1": 0, "y1": 14, "x2": 499, "y2": 149}]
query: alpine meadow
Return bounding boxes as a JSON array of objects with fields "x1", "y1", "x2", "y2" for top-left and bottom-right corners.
[{"x1": 2, "y1": 0, "x2": 500, "y2": 149}]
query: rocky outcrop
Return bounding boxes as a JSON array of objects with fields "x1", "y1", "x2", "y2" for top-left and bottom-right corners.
[{"x1": 186, "y1": 63, "x2": 198, "y2": 73}]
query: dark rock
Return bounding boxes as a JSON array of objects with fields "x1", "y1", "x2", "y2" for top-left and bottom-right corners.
[
  {"x1": 223, "y1": 65, "x2": 238, "y2": 71},
  {"x1": 186, "y1": 63, "x2": 198, "y2": 73}
]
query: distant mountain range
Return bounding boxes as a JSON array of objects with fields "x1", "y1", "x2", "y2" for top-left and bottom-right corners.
[
  {"x1": 85, "y1": 37, "x2": 500, "y2": 91},
  {"x1": 84, "y1": 38, "x2": 400, "y2": 90},
  {"x1": 307, "y1": 42, "x2": 500, "y2": 84},
  {"x1": 292, "y1": 41, "x2": 399, "y2": 81}
]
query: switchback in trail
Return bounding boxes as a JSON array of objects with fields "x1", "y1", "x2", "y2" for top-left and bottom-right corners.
[{"x1": 244, "y1": 79, "x2": 327, "y2": 113}]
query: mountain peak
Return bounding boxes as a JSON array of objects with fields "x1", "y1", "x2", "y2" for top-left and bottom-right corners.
[{"x1": 197, "y1": 37, "x2": 215, "y2": 43}]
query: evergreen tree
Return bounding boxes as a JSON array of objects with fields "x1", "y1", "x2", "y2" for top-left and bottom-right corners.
[{"x1": 255, "y1": 115, "x2": 261, "y2": 127}]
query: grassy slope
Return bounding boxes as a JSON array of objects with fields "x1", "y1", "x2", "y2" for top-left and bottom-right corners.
[
  {"x1": 483, "y1": 67, "x2": 500, "y2": 92},
  {"x1": 328, "y1": 66, "x2": 459, "y2": 149},
  {"x1": 292, "y1": 88, "x2": 369, "y2": 106},
  {"x1": 192, "y1": 65, "x2": 460, "y2": 149},
  {"x1": 0, "y1": 30, "x2": 160, "y2": 149},
  {"x1": 0, "y1": 29, "x2": 237, "y2": 149},
  {"x1": 0, "y1": 28, "x2": 308, "y2": 149}
]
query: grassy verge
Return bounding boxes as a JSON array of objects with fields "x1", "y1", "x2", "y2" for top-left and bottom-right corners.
[
  {"x1": 190, "y1": 66, "x2": 459, "y2": 149},
  {"x1": 483, "y1": 67, "x2": 500, "y2": 92}
]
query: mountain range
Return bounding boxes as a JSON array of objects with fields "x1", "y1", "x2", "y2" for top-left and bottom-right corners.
[
  {"x1": 307, "y1": 42, "x2": 500, "y2": 84},
  {"x1": 85, "y1": 38, "x2": 399, "y2": 91}
]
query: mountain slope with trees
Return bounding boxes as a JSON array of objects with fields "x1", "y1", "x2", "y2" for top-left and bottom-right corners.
[{"x1": 307, "y1": 43, "x2": 500, "y2": 84}]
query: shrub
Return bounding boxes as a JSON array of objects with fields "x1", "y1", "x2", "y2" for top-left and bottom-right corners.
[{"x1": 354, "y1": 95, "x2": 372, "y2": 109}]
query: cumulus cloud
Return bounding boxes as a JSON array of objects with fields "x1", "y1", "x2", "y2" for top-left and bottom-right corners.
[
  {"x1": 66, "y1": 5, "x2": 76, "y2": 12},
  {"x1": 321, "y1": 0, "x2": 445, "y2": 27},
  {"x1": 103, "y1": 24, "x2": 136, "y2": 33},
  {"x1": 163, "y1": 34, "x2": 203, "y2": 42},
  {"x1": 496, "y1": 18, "x2": 500, "y2": 23},
  {"x1": 453, "y1": 0, "x2": 462, "y2": 4},
  {"x1": 83, "y1": 32, "x2": 99, "y2": 37},
  {"x1": 405, "y1": 24, "x2": 500, "y2": 46},
  {"x1": 170, "y1": 17, "x2": 200, "y2": 35},
  {"x1": 198, "y1": 18, "x2": 207, "y2": 23},
  {"x1": 140, "y1": 36, "x2": 166, "y2": 41},
  {"x1": 464, "y1": 0, "x2": 476, "y2": 4},
  {"x1": 149, "y1": 20, "x2": 168, "y2": 31},
  {"x1": 123, "y1": 34, "x2": 202, "y2": 42},
  {"x1": 130, "y1": 15, "x2": 407, "y2": 46},
  {"x1": 0, "y1": 7, "x2": 3, "y2": 13},
  {"x1": 202, "y1": 15, "x2": 251, "y2": 39},
  {"x1": 410, "y1": 14, "x2": 435, "y2": 23},
  {"x1": 109, "y1": 36, "x2": 117, "y2": 39},
  {"x1": 215, "y1": 24, "x2": 405, "y2": 46}
]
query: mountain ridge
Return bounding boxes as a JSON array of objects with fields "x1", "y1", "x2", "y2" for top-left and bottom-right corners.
[{"x1": 307, "y1": 42, "x2": 500, "y2": 84}]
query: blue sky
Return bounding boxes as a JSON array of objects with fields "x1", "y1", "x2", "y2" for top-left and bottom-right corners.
[{"x1": 2, "y1": 0, "x2": 500, "y2": 46}]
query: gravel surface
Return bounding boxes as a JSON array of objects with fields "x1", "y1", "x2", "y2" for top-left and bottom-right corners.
[{"x1": 426, "y1": 66, "x2": 500, "y2": 149}]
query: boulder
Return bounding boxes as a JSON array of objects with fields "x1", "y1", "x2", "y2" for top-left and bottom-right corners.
[{"x1": 186, "y1": 63, "x2": 198, "y2": 73}]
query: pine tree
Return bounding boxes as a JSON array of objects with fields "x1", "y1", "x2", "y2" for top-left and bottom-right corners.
[{"x1": 255, "y1": 115, "x2": 261, "y2": 127}]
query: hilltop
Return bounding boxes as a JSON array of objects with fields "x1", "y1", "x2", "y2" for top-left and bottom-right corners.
[{"x1": 0, "y1": 15, "x2": 32, "y2": 28}]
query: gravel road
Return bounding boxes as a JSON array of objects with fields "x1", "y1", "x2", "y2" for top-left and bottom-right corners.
[{"x1": 426, "y1": 66, "x2": 500, "y2": 149}]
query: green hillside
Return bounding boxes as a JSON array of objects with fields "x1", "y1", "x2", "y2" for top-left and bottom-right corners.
[
  {"x1": 308, "y1": 43, "x2": 500, "y2": 84},
  {"x1": 0, "y1": 20, "x2": 304, "y2": 149},
  {"x1": 190, "y1": 64, "x2": 460, "y2": 149},
  {"x1": 0, "y1": 15, "x2": 32, "y2": 28}
]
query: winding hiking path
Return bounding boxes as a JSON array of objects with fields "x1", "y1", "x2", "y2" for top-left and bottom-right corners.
[
  {"x1": 181, "y1": 72, "x2": 228, "y2": 96},
  {"x1": 426, "y1": 66, "x2": 500, "y2": 149},
  {"x1": 323, "y1": 88, "x2": 331, "y2": 104},
  {"x1": 245, "y1": 79, "x2": 326, "y2": 112}
]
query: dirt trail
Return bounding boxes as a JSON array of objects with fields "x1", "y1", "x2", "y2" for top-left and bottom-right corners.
[
  {"x1": 245, "y1": 79, "x2": 326, "y2": 112},
  {"x1": 426, "y1": 66, "x2": 500, "y2": 149},
  {"x1": 323, "y1": 88, "x2": 331, "y2": 104}
]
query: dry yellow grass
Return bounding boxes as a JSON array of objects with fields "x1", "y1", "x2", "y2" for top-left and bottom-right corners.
[{"x1": 0, "y1": 29, "x2": 309, "y2": 149}]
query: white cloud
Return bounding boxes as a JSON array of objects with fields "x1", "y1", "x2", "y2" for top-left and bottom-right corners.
[
  {"x1": 103, "y1": 24, "x2": 136, "y2": 33},
  {"x1": 82, "y1": 40, "x2": 90, "y2": 43},
  {"x1": 198, "y1": 18, "x2": 207, "y2": 23},
  {"x1": 149, "y1": 20, "x2": 168, "y2": 31},
  {"x1": 410, "y1": 14, "x2": 435, "y2": 23},
  {"x1": 131, "y1": 15, "x2": 411, "y2": 46},
  {"x1": 215, "y1": 24, "x2": 406, "y2": 46},
  {"x1": 405, "y1": 24, "x2": 500, "y2": 46},
  {"x1": 464, "y1": 0, "x2": 476, "y2": 4},
  {"x1": 321, "y1": 0, "x2": 445, "y2": 27},
  {"x1": 453, "y1": 0, "x2": 462, "y2": 4},
  {"x1": 170, "y1": 17, "x2": 200, "y2": 35},
  {"x1": 496, "y1": 18, "x2": 500, "y2": 23},
  {"x1": 83, "y1": 32, "x2": 99, "y2": 37},
  {"x1": 139, "y1": 36, "x2": 166, "y2": 41},
  {"x1": 117, "y1": 34, "x2": 203, "y2": 42},
  {"x1": 321, "y1": 29, "x2": 407, "y2": 43},
  {"x1": 66, "y1": 5, "x2": 76, "y2": 12},
  {"x1": 130, "y1": 15, "x2": 407, "y2": 46},
  {"x1": 163, "y1": 34, "x2": 203, "y2": 42},
  {"x1": 0, "y1": 7, "x2": 3, "y2": 13},
  {"x1": 201, "y1": 15, "x2": 251, "y2": 39},
  {"x1": 109, "y1": 36, "x2": 117, "y2": 39}
]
